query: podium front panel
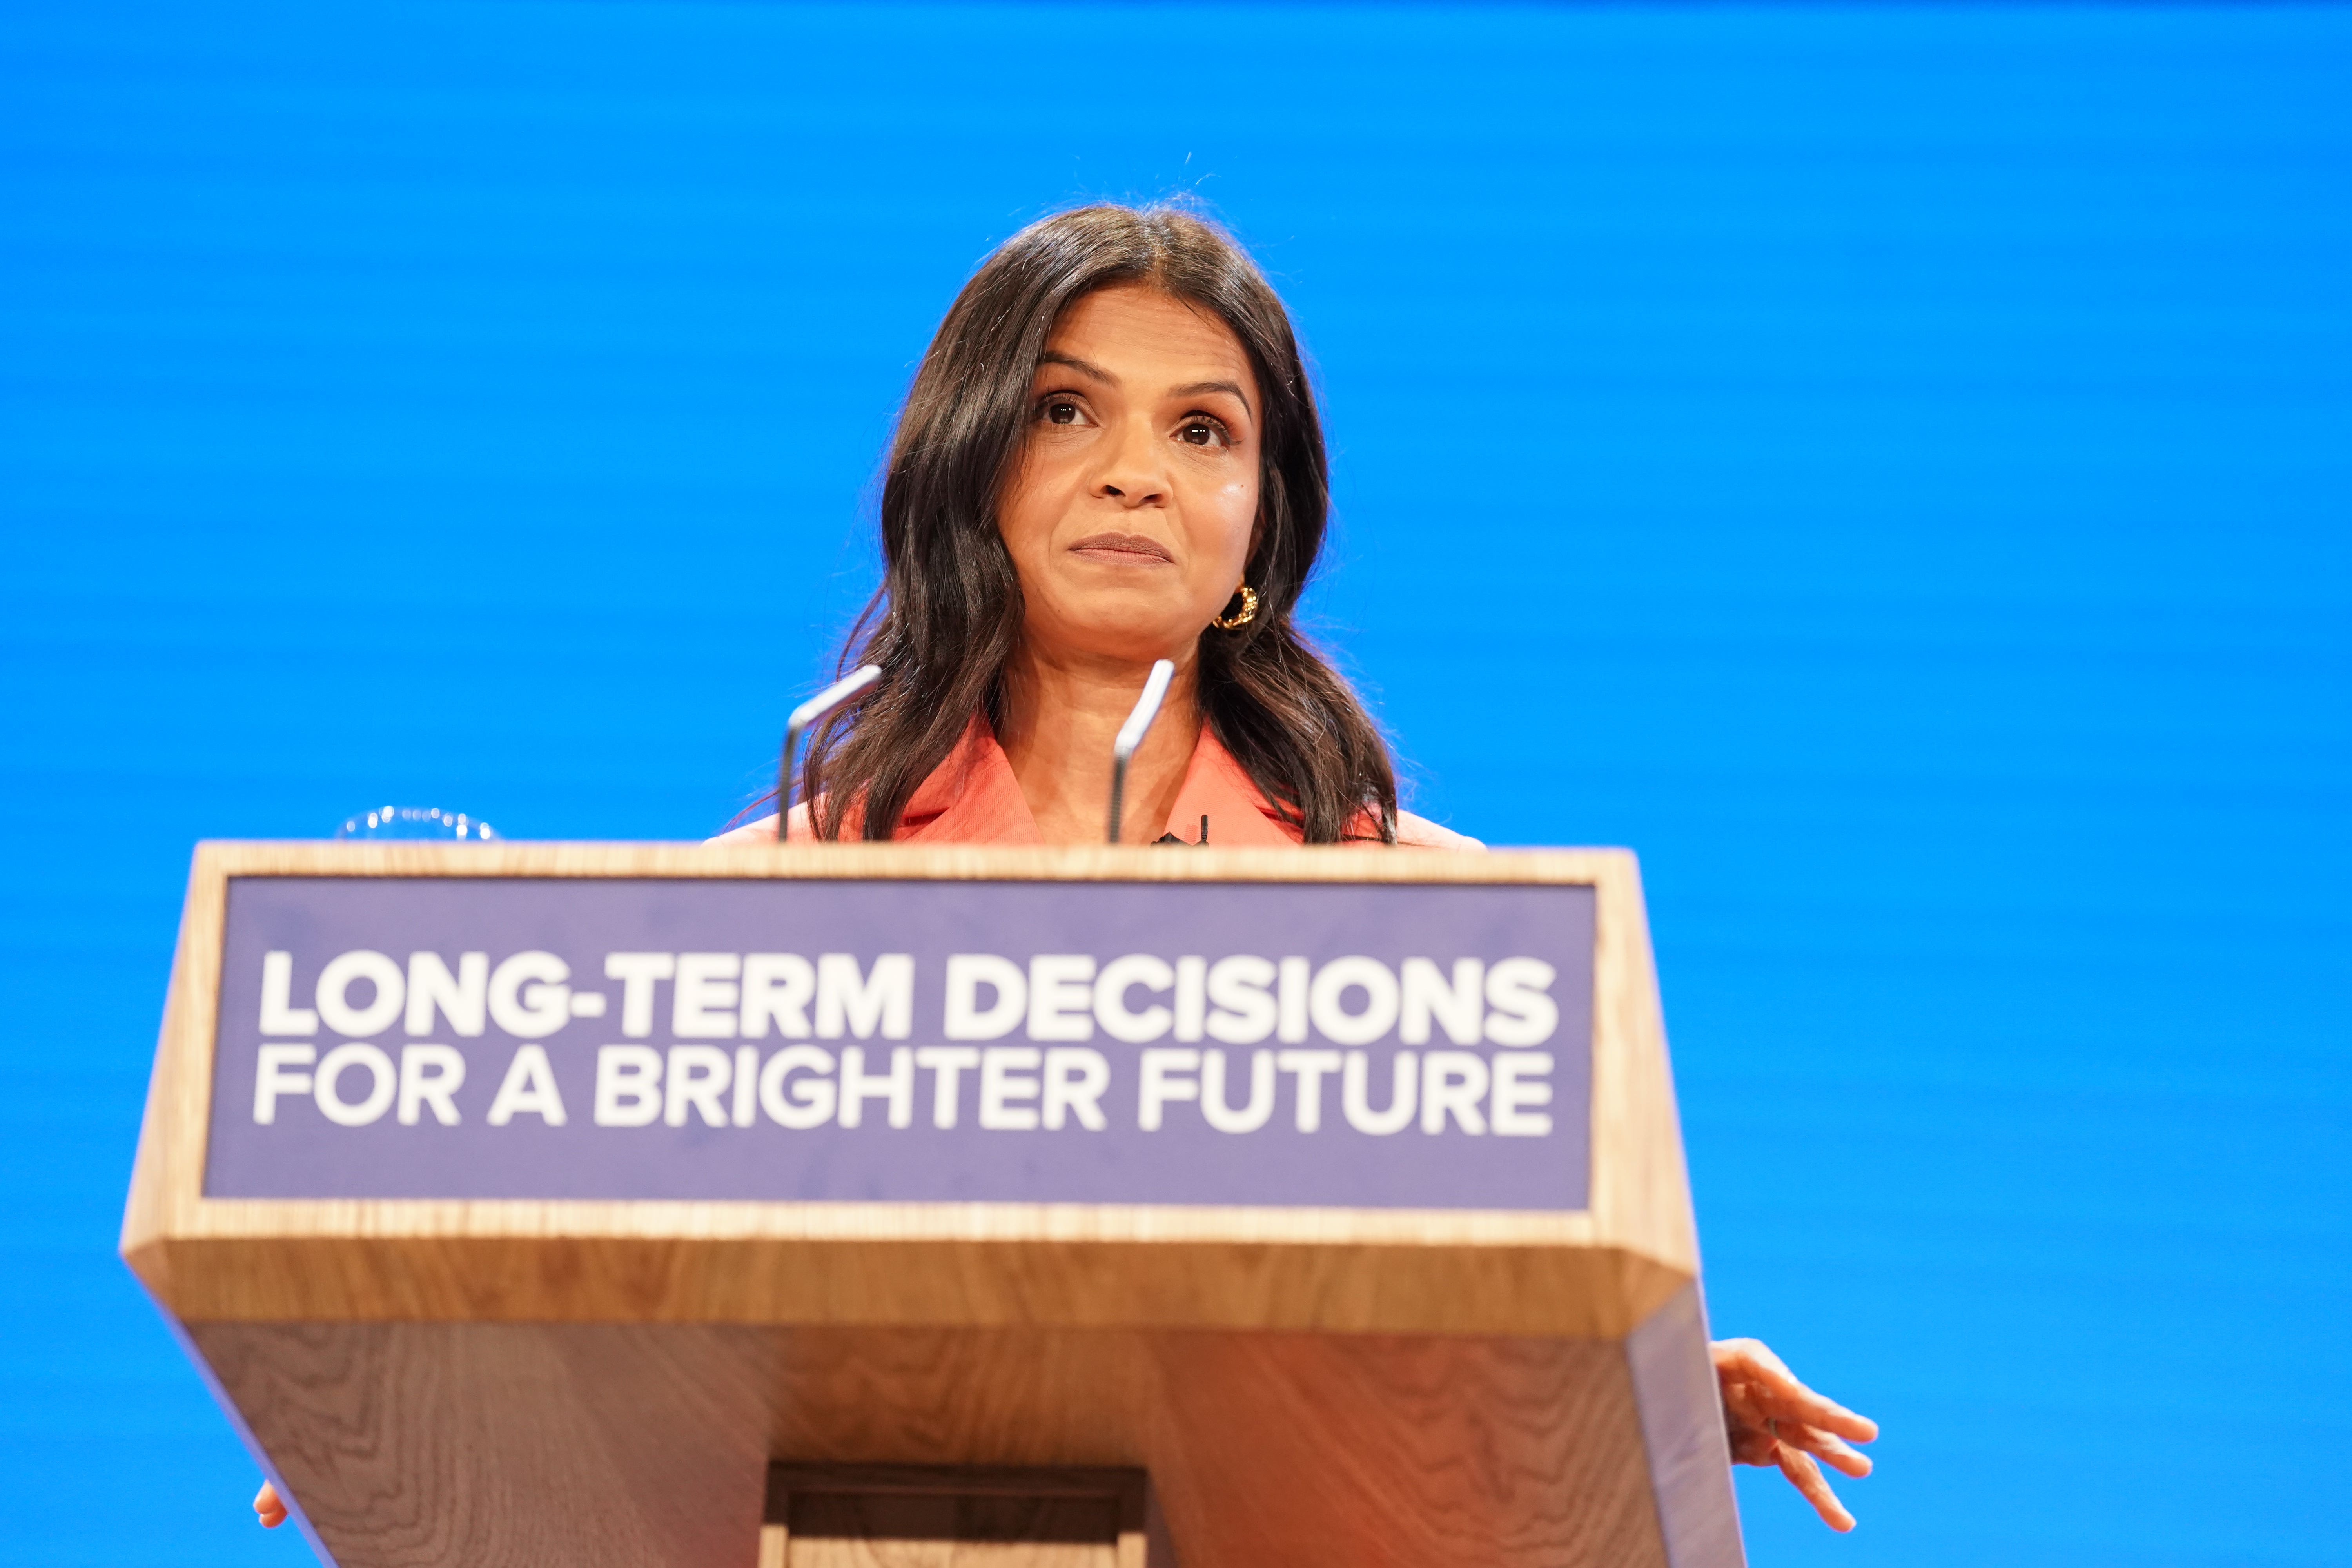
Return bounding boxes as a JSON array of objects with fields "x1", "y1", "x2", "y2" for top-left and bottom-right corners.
[{"x1": 123, "y1": 842, "x2": 1740, "y2": 1568}]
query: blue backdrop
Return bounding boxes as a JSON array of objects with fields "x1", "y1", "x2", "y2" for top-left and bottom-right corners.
[{"x1": 3, "y1": 3, "x2": 2345, "y2": 1564}]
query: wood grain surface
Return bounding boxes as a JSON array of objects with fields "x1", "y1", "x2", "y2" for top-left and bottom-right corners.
[
  {"x1": 204, "y1": 1320, "x2": 1684, "y2": 1568},
  {"x1": 762, "y1": 1326, "x2": 1670, "y2": 1567},
  {"x1": 190, "y1": 1321, "x2": 774, "y2": 1568}
]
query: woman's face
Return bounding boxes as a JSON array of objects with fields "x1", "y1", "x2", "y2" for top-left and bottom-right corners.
[{"x1": 997, "y1": 284, "x2": 1261, "y2": 667}]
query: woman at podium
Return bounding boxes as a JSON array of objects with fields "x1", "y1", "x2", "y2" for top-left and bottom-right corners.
[{"x1": 257, "y1": 202, "x2": 1874, "y2": 1537}]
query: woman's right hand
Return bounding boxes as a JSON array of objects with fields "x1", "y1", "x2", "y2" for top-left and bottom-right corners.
[
  {"x1": 1711, "y1": 1338, "x2": 1878, "y2": 1530},
  {"x1": 254, "y1": 1479, "x2": 287, "y2": 1528}
]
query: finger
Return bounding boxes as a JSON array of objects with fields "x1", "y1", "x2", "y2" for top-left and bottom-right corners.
[
  {"x1": 1776, "y1": 1445, "x2": 1856, "y2": 1533},
  {"x1": 1764, "y1": 1385, "x2": 1879, "y2": 1444},
  {"x1": 254, "y1": 1481, "x2": 287, "y2": 1529},
  {"x1": 1720, "y1": 1342, "x2": 1878, "y2": 1444},
  {"x1": 1783, "y1": 1423, "x2": 1874, "y2": 1479}
]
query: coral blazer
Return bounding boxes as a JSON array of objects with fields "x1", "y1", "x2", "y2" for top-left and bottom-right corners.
[{"x1": 712, "y1": 715, "x2": 1477, "y2": 849}]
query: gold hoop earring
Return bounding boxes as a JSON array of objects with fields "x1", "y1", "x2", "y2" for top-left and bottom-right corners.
[{"x1": 1211, "y1": 584, "x2": 1259, "y2": 631}]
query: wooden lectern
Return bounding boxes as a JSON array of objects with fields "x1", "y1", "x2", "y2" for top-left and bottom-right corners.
[{"x1": 122, "y1": 842, "x2": 1742, "y2": 1567}]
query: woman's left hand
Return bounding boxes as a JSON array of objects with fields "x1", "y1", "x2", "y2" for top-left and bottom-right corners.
[{"x1": 1711, "y1": 1338, "x2": 1878, "y2": 1531}]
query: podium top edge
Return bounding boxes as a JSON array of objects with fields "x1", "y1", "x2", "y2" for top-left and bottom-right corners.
[{"x1": 184, "y1": 840, "x2": 1641, "y2": 886}]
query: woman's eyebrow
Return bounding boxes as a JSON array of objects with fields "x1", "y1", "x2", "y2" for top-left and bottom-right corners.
[
  {"x1": 1038, "y1": 350, "x2": 1113, "y2": 382},
  {"x1": 1171, "y1": 379, "x2": 1252, "y2": 410}
]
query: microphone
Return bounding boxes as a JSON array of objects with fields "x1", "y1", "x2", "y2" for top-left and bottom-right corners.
[
  {"x1": 777, "y1": 664, "x2": 882, "y2": 843},
  {"x1": 1105, "y1": 658, "x2": 1176, "y2": 845}
]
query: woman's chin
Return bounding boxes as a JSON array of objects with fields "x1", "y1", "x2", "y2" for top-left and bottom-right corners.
[{"x1": 1027, "y1": 612, "x2": 1203, "y2": 670}]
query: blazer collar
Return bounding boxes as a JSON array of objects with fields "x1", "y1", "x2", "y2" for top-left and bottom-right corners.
[{"x1": 898, "y1": 713, "x2": 1302, "y2": 847}]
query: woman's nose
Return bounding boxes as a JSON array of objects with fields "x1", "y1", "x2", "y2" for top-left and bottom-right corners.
[{"x1": 1091, "y1": 418, "x2": 1168, "y2": 507}]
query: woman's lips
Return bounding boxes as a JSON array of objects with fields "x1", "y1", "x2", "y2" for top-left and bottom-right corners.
[{"x1": 1068, "y1": 532, "x2": 1175, "y2": 564}]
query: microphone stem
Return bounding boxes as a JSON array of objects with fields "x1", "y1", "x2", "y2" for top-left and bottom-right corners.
[
  {"x1": 1105, "y1": 659, "x2": 1176, "y2": 845},
  {"x1": 777, "y1": 665, "x2": 883, "y2": 843},
  {"x1": 1107, "y1": 756, "x2": 1129, "y2": 845}
]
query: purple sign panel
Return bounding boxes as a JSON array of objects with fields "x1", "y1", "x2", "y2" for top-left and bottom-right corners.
[{"x1": 205, "y1": 877, "x2": 1595, "y2": 1211}]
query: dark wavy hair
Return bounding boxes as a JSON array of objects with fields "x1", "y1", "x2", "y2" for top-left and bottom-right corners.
[{"x1": 799, "y1": 203, "x2": 1398, "y2": 843}]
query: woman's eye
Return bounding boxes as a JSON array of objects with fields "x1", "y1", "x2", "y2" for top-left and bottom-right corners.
[
  {"x1": 1179, "y1": 421, "x2": 1223, "y2": 447},
  {"x1": 1043, "y1": 399, "x2": 1080, "y2": 425}
]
